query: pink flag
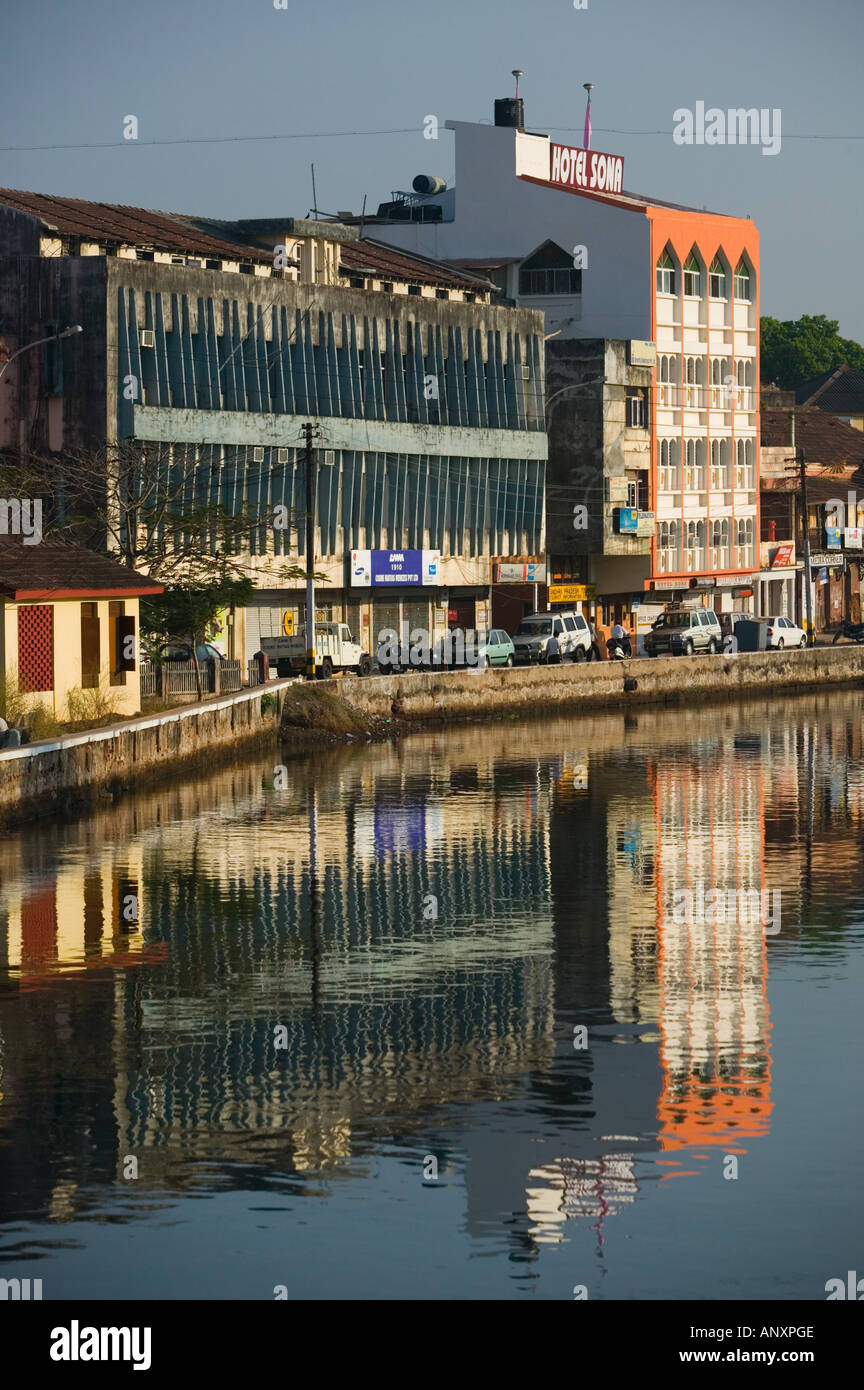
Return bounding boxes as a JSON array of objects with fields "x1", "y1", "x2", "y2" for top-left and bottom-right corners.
[{"x1": 583, "y1": 98, "x2": 592, "y2": 150}]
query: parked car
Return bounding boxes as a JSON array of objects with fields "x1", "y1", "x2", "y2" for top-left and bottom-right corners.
[
  {"x1": 764, "y1": 615, "x2": 807, "y2": 649},
  {"x1": 644, "y1": 607, "x2": 723, "y2": 657},
  {"x1": 478, "y1": 630, "x2": 516, "y2": 667},
  {"x1": 512, "y1": 611, "x2": 594, "y2": 664},
  {"x1": 158, "y1": 640, "x2": 228, "y2": 665}
]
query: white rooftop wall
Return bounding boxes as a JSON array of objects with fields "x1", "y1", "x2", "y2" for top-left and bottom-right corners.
[{"x1": 374, "y1": 121, "x2": 652, "y2": 341}]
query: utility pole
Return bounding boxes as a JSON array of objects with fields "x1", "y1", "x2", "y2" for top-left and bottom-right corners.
[
  {"x1": 788, "y1": 412, "x2": 814, "y2": 645},
  {"x1": 302, "y1": 420, "x2": 319, "y2": 680}
]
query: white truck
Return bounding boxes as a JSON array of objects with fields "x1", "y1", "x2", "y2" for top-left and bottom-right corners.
[{"x1": 259, "y1": 622, "x2": 372, "y2": 679}]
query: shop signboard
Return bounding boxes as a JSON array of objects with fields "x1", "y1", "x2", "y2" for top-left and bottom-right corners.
[
  {"x1": 548, "y1": 583, "x2": 595, "y2": 603},
  {"x1": 351, "y1": 549, "x2": 441, "y2": 586},
  {"x1": 771, "y1": 543, "x2": 795, "y2": 568},
  {"x1": 617, "y1": 508, "x2": 638, "y2": 534},
  {"x1": 844, "y1": 527, "x2": 863, "y2": 549},
  {"x1": 628, "y1": 340, "x2": 656, "y2": 367},
  {"x1": 826, "y1": 527, "x2": 842, "y2": 550},
  {"x1": 495, "y1": 561, "x2": 547, "y2": 583},
  {"x1": 636, "y1": 511, "x2": 655, "y2": 537},
  {"x1": 607, "y1": 477, "x2": 630, "y2": 503}
]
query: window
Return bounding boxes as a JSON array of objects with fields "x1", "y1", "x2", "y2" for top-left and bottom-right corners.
[
  {"x1": 656, "y1": 252, "x2": 676, "y2": 294},
  {"x1": 519, "y1": 267, "x2": 582, "y2": 295},
  {"x1": 80, "y1": 602, "x2": 100, "y2": 690},
  {"x1": 683, "y1": 255, "x2": 702, "y2": 296},
  {"x1": 563, "y1": 617, "x2": 577, "y2": 631},
  {"x1": 553, "y1": 619, "x2": 564, "y2": 635},
  {"x1": 519, "y1": 241, "x2": 582, "y2": 297},
  {"x1": 659, "y1": 439, "x2": 680, "y2": 492},
  {"x1": 709, "y1": 258, "x2": 727, "y2": 298},
  {"x1": 627, "y1": 389, "x2": 648, "y2": 429},
  {"x1": 734, "y1": 261, "x2": 751, "y2": 300},
  {"x1": 109, "y1": 600, "x2": 127, "y2": 687},
  {"x1": 18, "y1": 605, "x2": 54, "y2": 693}
]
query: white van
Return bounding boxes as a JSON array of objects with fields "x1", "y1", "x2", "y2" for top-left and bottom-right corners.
[{"x1": 512, "y1": 611, "x2": 594, "y2": 664}]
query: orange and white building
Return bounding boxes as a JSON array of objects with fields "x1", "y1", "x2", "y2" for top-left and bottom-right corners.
[{"x1": 357, "y1": 92, "x2": 760, "y2": 621}]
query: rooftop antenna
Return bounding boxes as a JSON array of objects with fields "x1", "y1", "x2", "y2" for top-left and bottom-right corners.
[
  {"x1": 512, "y1": 69, "x2": 523, "y2": 99},
  {"x1": 310, "y1": 163, "x2": 318, "y2": 219},
  {"x1": 358, "y1": 193, "x2": 367, "y2": 240}
]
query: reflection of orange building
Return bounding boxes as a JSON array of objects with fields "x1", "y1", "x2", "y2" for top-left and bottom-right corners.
[{"x1": 653, "y1": 758, "x2": 772, "y2": 1150}]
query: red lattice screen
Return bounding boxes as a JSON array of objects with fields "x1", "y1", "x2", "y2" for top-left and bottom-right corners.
[{"x1": 17, "y1": 605, "x2": 54, "y2": 693}]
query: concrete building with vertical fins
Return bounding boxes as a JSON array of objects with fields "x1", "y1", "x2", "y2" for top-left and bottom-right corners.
[{"x1": 0, "y1": 190, "x2": 547, "y2": 663}]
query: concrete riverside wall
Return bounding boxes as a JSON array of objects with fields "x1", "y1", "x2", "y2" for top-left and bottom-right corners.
[
  {"x1": 318, "y1": 647, "x2": 864, "y2": 726},
  {"x1": 0, "y1": 680, "x2": 296, "y2": 825}
]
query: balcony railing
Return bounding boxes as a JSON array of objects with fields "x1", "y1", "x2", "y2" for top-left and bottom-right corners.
[{"x1": 657, "y1": 548, "x2": 680, "y2": 574}]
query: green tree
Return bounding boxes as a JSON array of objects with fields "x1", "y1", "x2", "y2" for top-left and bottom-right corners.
[{"x1": 761, "y1": 314, "x2": 864, "y2": 388}]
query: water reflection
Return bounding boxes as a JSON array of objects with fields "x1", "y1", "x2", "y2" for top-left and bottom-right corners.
[{"x1": 0, "y1": 691, "x2": 862, "y2": 1293}]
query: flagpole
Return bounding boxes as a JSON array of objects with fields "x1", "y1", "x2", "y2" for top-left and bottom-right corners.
[{"x1": 583, "y1": 82, "x2": 594, "y2": 150}]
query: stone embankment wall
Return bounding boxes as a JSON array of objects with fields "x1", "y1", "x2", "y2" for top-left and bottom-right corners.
[
  {"x1": 3, "y1": 649, "x2": 864, "y2": 828},
  {"x1": 298, "y1": 646, "x2": 864, "y2": 729},
  {"x1": 0, "y1": 682, "x2": 295, "y2": 826}
]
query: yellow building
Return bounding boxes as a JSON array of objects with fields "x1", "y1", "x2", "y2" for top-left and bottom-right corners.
[{"x1": 0, "y1": 536, "x2": 162, "y2": 721}]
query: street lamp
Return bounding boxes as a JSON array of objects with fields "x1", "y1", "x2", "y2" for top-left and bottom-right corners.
[
  {"x1": 544, "y1": 377, "x2": 606, "y2": 423},
  {"x1": 0, "y1": 324, "x2": 83, "y2": 383}
]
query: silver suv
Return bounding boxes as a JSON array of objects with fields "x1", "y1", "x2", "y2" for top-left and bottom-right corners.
[
  {"x1": 512, "y1": 611, "x2": 594, "y2": 664},
  {"x1": 644, "y1": 607, "x2": 723, "y2": 657}
]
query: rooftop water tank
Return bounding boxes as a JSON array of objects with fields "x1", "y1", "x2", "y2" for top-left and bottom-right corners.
[{"x1": 412, "y1": 175, "x2": 446, "y2": 196}]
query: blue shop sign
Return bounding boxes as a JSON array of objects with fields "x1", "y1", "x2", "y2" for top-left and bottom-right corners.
[
  {"x1": 617, "y1": 508, "x2": 638, "y2": 534},
  {"x1": 826, "y1": 527, "x2": 842, "y2": 550},
  {"x1": 372, "y1": 550, "x2": 424, "y2": 585}
]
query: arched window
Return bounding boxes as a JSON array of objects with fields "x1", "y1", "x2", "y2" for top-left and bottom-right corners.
[
  {"x1": 734, "y1": 260, "x2": 751, "y2": 300},
  {"x1": 657, "y1": 252, "x2": 676, "y2": 295},
  {"x1": 659, "y1": 439, "x2": 680, "y2": 491},
  {"x1": 709, "y1": 258, "x2": 727, "y2": 298},
  {"x1": 683, "y1": 254, "x2": 702, "y2": 296}
]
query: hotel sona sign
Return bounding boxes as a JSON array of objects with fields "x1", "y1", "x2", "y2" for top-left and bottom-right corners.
[{"x1": 548, "y1": 144, "x2": 624, "y2": 195}]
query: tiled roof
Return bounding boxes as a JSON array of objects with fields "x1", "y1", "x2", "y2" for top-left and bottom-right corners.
[
  {"x1": 0, "y1": 189, "x2": 489, "y2": 290},
  {"x1": 0, "y1": 537, "x2": 164, "y2": 600},
  {"x1": 0, "y1": 187, "x2": 272, "y2": 263},
  {"x1": 795, "y1": 365, "x2": 864, "y2": 413},
  {"x1": 339, "y1": 237, "x2": 493, "y2": 290},
  {"x1": 761, "y1": 408, "x2": 864, "y2": 468}
]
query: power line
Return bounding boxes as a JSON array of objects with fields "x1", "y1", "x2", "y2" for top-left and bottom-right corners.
[{"x1": 2, "y1": 123, "x2": 862, "y2": 155}]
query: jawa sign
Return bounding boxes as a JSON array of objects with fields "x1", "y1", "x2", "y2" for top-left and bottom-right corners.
[{"x1": 549, "y1": 144, "x2": 624, "y2": 195}]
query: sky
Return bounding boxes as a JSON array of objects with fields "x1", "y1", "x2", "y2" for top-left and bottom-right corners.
[{"x1": 1, "y1": 0, "x2": 862, "y2": 339}]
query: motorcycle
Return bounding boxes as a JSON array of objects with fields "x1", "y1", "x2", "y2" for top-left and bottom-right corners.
[
  {"x1": 606, "y1": 634, "x2": 632, "y2": 661},
  {"x1": 832, "y1": 620, "x2": 864, "y2": 645}
]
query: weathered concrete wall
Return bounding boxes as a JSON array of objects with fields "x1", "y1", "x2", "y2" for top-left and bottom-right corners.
[
  {"x1": 310, "y1": 647, "x2": 864, "y2": 727},
  {"x1": 0, "y1": 681, "x2": 293, "y2": 826}
]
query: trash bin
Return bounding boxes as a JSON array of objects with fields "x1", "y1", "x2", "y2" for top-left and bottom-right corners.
[{"x1": 735, "y1": 619, "x2": 769, "y2": 652}]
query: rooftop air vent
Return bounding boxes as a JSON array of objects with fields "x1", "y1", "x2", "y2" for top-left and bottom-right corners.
[{"x1": 139, "y1": 329, "x2": 155, "y2": 349}]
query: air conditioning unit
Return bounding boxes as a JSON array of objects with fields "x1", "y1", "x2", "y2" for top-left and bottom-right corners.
[
  {"x1": 277, "y1": 447, "x2": 289, "y2": 464},
  {"x1": 323, "y1": 450, "x2": 335, "y2": 467},
  {"x1": 252, "y1": 447, "x2": 265, "y2": 463},
  {"x1": 139, "y1": 329, "x2": 155, "y2": 349},
  {"x1": 522, "y1": 366, "x2": 531, "y2": 380}
]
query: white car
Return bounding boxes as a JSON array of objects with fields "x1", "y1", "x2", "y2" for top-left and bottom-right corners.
[{"x1": 765, "y1": 616, "x2": 807, "y2": 649}]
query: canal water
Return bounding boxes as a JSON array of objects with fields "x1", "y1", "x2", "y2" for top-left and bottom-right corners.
[{"x1": 1, "y1": 692, "x2": 862, "y2": 1301}]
